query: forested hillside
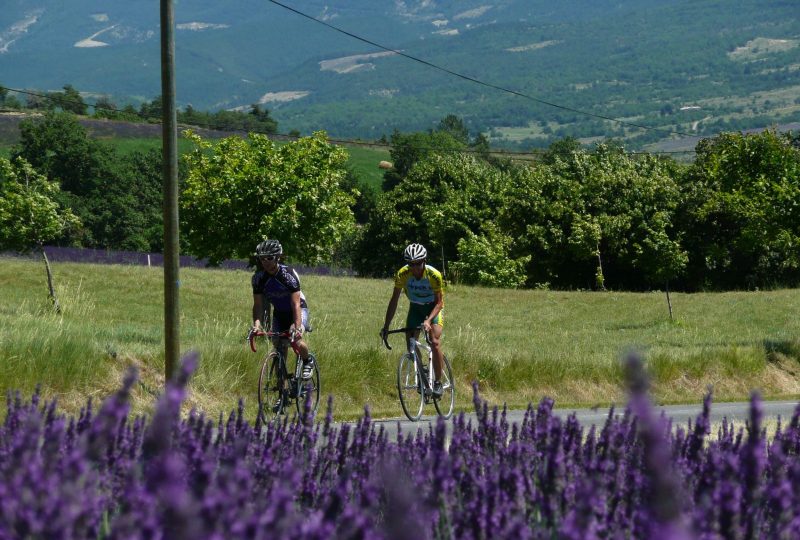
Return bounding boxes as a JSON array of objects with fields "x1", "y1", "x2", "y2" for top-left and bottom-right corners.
[{"x1": 1, "y1": 0, "x2": 799, "y2": 150}]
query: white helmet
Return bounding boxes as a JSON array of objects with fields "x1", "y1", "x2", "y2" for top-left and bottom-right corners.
[{"x1": 403, "y1": 243, "x2": 427, "y2": 262}]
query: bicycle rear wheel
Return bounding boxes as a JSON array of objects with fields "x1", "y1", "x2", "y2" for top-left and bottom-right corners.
[
  {"x1": 258, "y1": 352, "x2": 285, "y2": 419},
  {"x1": 433, "y1": 354, "x2": 455, "y2": 419},
  {"x1": 397, "y1": 353, "x2": 424, "y2": 421},
  {"x1": 295, "y1": 357, "x2": 321, "y2": 417}
]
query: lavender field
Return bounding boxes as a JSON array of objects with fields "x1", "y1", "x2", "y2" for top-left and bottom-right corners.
[
  {"x1": 2, "y1": 352, "x2": 799, "y2": 539},
  {"x1": 7, "y1": 246, "x2": 354, "y2": 276}
]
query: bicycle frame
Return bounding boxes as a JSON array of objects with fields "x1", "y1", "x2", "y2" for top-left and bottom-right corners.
[
  {"x1": 248, "y1": 327, "x2": 319, "y2": 418},
  {"x1": 384, "y1": 327, "x2": 435, "y2": 395},
  {"x1": 383, "y1": 325, "x2": 455, "y2": 421}
]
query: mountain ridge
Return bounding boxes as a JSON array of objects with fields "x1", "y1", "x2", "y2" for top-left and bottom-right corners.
[{"x1": 2, "y1": 0, "x2": 799, "y2": 149}]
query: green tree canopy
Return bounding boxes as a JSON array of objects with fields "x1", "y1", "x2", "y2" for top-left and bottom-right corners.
[
  {"x1": 550, "y1": 143, "x2": 687, "y2": 289},
  {"x1": 12, "y1": 111, "x2": 165, "y2": 251},
  {"x1": 58, "y1": 84, "x2": 88, "y2": 115},
  {"x1": 679, "y1": 130, "x2": 800, "y2": 289},
  {"x1": 12, "y1": 110, "x2": 105, "y2": 196},
  {"x1": 437, "y1": 114, "x2": 470, "y2": 145},
  {"x1": 452, "y1": 225, "x2": 531, "y2": 288},
  {"x1": 355, "y1": 152, "x2": 511, "y2": 277},
  {"x1": 0, "y1": 156, "x2": 81, "y2": 310},
  {"x1": 181, "y1": 131, "x2": 355, "y2": 265},
  {"x1": 382, "y1": 129, "x2": 467, "y2": 191},
  {"x1": 0, "y1": 157, "x2": 80, "y2": 252}
]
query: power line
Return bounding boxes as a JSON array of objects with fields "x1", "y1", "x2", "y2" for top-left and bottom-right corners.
[{"x1": 265, "y1": 0, "x2": 698, "y2": 139}]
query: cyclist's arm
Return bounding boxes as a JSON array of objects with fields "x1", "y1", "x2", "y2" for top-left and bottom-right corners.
[
  {"x1": 252, "y1": 294, "x2": 266, "y2": 329},
  {"x1": 422, "y1": 289, "x2": 444, "y2": 333},
  {"x1": 383, "y1": 287, "x2": 403, "y2": 330},
  {"x1": 290, "y1": 291, "x2": 304, "y2": 333},
  {"x1": 425, "y1": 290, "x2": 444, "y2": 327}
]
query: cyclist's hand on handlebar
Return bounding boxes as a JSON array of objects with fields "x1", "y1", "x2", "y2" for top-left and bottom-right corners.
[
  {"x1": 380, "y1": 327, "x2": 392, "y2": 350},
  {"x1": 290, "y1": 324, "x2": 304, "y2": 340}
]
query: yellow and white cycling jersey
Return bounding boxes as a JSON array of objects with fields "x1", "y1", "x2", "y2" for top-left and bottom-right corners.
[{"x1": 394, "y1": 264, "x2": 444, "y2": 304}]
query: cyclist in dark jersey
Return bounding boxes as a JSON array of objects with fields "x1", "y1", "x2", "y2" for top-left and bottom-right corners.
[{"x1": 251, "y1": 239, "x2": 315, "y2": 381}]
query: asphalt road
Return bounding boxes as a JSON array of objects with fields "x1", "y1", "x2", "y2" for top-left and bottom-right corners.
[{"x1": 366, "y1": 400, "x2": 800, "y2": 440}]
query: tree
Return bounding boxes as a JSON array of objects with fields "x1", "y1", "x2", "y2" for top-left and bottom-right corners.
[
  {"x1": 382, "y1": 129, "x2": 466, "y2": 191},
  {"x1": 437, "y1": 114, "x2": 470, "y2": 144},
  {"x1": 496, "y1": 160, "x2": 587, "y2": 288},
  {"x1": 58, "y1": 85, "x2": 88, "y2": 115},
  {"x1": 498, "y1": 143, "x2": 687, "y2": 290},
  {"x1": 13, "y1": 111, "x2": 165, "y2": 251},
  {"x1": 451, "y1": 225, "x2": 530, "y2": 288},
  {"x1": 13, "y1": 111, "x2": 105, "y2": 196},
  {"x1": 355, "y1": 153, "x2": 511, "y2": 277},
  {"x1": 249, "y1": 104, "x2": 278, "y2": 133},
  {"x1": 139, "y1": 96, "x2": 163, "y2": 120},
  {"x1": 678, "y1": 130, "x2": 800, "y2": 289},
  {"x1": 0, "y1": 157, "x2": 80, "y2": 310},
  {"x1": 541, "y1": 137, "x2": 583, "y2": 166},
  {"x1": 181, "y1": 131, "x2": 355, "y2": 265},
  {"x1": 25, "y1": 93, "x2": 51, "y2": 110},
  {"x1": 551, "y1": 143, "x2": 687, "y2": 290}
]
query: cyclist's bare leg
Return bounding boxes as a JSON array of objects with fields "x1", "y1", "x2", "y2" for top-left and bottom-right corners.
[
  {"x1": 295, "y1": 338, "x2": 310, "y2": 360},
  {"x1": 271, "y1": 337, "x2": 288, "y2": 390},
  {"x1": 430, "y1": 324, "x2": 444, "y2": 381}
]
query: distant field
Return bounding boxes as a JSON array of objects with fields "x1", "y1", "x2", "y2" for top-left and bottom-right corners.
[
  {"x1": 2, "y1": 256, "x2": 799, "y2": 422},
  {"x1": 344, "y1": 145, "x2": 391, "y2": 192},
  {"x1": 0, "y1": 112, "x2": 389, "y2": 189},
  {"x1": 101, "y1": 136, "x2": 197, "y2": 155}
]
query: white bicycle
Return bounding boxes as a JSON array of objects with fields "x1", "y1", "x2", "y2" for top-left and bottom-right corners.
[{"x1": 382, "y1": 326, "x2": 455, "y2": 421}]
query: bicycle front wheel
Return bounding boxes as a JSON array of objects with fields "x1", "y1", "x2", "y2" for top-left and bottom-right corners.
[
  {"x1": 397, "y1": 353, "x2": 424, "y2": 421},
  {"x1": 258, "y1": 352, "x2": 284, "y2": 419},
  {"x1": 295, "y1": 358, "x2": 321, "y2": 417},
  {"x1": 433, "y1": 354, "x2": 455, "y2": 419}
]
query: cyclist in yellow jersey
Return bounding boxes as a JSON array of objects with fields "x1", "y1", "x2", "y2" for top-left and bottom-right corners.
[{"x1": 381, "y1": 243, "x2": 446, "y2": 397}]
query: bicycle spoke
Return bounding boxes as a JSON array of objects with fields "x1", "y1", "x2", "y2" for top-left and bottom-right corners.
[
  {"x1": 433, "y1": 354, "x2": 455, "y2": 419},
  {"x1": 397, "y1": 353, "x2": 424, "y2": 421},
  {"x1": 295, "y1": 359, "x2": 321, "y2": 418},
  {"x1": 258, "y1": 353, "x2": 285, "y2": 420}
]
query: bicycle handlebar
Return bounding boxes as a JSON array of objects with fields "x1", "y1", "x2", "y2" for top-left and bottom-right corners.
[
  {"x1": 381, "y1": 326, "x2": 431, "y2": 350},
  {"x1": 247, "y1": 328, "x2": 299, "y2": 353}
]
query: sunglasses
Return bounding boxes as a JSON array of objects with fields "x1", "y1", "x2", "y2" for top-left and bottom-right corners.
[
  {"x1": 259, "y1": 255, "x2": 278, "y2": 262},
  {"x1": 409, "y1": 260, "x2": 425, "y2": 267}
]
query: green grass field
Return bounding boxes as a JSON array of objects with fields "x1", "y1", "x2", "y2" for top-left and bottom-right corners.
[
  {"x1": 2, "y1": 256, "x2": 799, "y2": 422},
  {"x1": 344, "y1": 145, "x2": 390, "y2": 192},
  {"x1": 96, "y1": 136, "x2": 197, "y2": 156}
]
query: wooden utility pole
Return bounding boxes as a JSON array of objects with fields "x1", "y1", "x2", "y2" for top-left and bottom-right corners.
[{"x1": 160, "y1": 0, "x2": 180, "y2": 382}]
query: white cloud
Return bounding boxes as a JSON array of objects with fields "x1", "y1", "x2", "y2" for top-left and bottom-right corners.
[
  {"x1": 0, "y1": 9, "x2": 43, "y2": 53},
  {"x1": 319, "y1": 51, "x2": 397, "y2": 74},
  {"x1": 75, "y1": 24, "x2": 117, "y2": 48},
  {"x1": 258, "y1": 91, "x2": 310, "y2": 103},
  {"x1": 454, "y1": 6, "x2": 492, "y2": 20},
  {"x1": 176, "y1": 22, "x2": 230, "y2": 31}
]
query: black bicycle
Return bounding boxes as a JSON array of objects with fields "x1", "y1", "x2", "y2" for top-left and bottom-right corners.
[
  {"x1": 382, "y1": 326, "x2": 455, "y2": 421},
  {"x1": 248, "y1": 328, "x2": 320, "y2": 420}
]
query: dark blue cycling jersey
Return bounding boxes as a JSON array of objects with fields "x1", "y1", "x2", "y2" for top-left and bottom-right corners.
[{"x1": 251, "y1": 265, "x2": 308, "y2": 313}]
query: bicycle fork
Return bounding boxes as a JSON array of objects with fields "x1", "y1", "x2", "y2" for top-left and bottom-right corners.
[{"x1": 408, "y1": 338, "x2": 433, "y2": 400}]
